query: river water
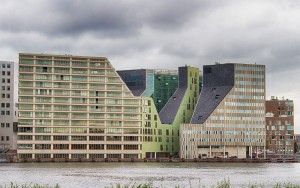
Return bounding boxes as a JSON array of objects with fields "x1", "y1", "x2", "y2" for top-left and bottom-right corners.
[{"x1": 0, "y1": 162, "x2": 299, "y2": 187}]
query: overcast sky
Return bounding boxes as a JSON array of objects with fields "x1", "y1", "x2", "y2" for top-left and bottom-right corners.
[{"x1": 0, "y1": 0, "x2": 299, "y2": 133}]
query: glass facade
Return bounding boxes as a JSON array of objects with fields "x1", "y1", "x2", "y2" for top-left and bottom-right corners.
[{"x1": 181, "y1": 63, "x2": 266, "y2": 159}]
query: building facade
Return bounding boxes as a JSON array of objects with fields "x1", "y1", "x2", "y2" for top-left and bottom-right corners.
[
  {"x1": 117, "y1": 69, "x2": 178, "y2": 112},
  {"x1": 18, "y1": 53, "x2": 144, "y2": 160},
  {"x1": 0, "y1": 61, "x2": 18, "y2": 151},
  {"x1": 266, "y1": 97, "x2": 295, "y2": 154},
  {"x1": 143, "y1": 66, "x2": 200, "y2": 157},
  {"x1": 181, "y1": 63, "x2": 266, "y2": 159},
  {"x1": 17, "y1": 53, "x2": 200, "y2": 160},
  {"x1": 296, "y1": 134, "x2": 300, "y2": 153},
  {"x1": 119, "y1": 66, "x2": 200, "y2": 157}
]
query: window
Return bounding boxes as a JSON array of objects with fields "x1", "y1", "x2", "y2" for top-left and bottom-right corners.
[
  {"x1": 124, "y1": 136, "x2": 138, "y2": 141},
  {"x1": 53, "y1": 144, "x2": 69, "y2": 150},
  {"x1": 71, "y1": 144, "x2": 87, "y2": 150},
  {"x1": 6, "y1": 136, "x2": 9, "y2": 141},
  {"x1": 1, "y1": 123, "x2": 4, "y2": 127},
  {"x1": 6, "y1": 94, "x2": 10, "y2": 98},
  {"x1": 35, "y1": 144, "x2": 51, "y2": 150},
  {"x1": 1, "y1": 94, "x2": 4, "y2": 98},
  {"x1": 2, "y1": 71, "x2": 5, "y2": 75},
  {"x1": 2, "y1": 78, "x2": 5, "y2": 83},
  {"x1": 90, "y1": 154, "x2": 104, "y2": 159},
  {"x1": 71, "y1": 154, "x2": 87, "y2": 159},
  {"x1": 71, "y1": 136, "x2": 87, "y2": 141},
  {"x1": 1, "y1": 111, "x2": 4, "y2": 115},
  {"x1": 7, "y1": 86, "x2": 10, "y2": 91},
  {"x1": 2, "y1": 64, "x2": 5, "y2": 68},
  {"x1": 106, "y1": 144, "x2": 121, "y2": 150},
  {"x1": 43, "y1": 67, "x2": 48, "y2": 72},
  {"x1": 6, "y1": 103, "x2": 10, "y2": 108},
  {"x1": 1, "y1": 103, "x2": 4, "y2": 108},
  {"x1": 7, "y1": 64, "x2": 10, "y2": 68},
  {"x1": 6, "y1": 123, "x2": 9, "y2": 128},
  {"x1": 53, "y1": 135, "x2": 69, "y2": 141},
  {"x1": 7, "y1": 79, "x2": 10, "y2": 83},
  {"x1": 107, "y1": 154, "x2": 121, "y2": 158},
  {"x1": 1, "y1": 86, "x2": 5, "y2": 90},
  {"x1": 7, "y1": 71, "x2": 10, "y2": 76},
  {"x1": 89, "y1": 136, "x2": 104, "y2": 141},
  {"x1": 35, "y1": 135, "x2": 51, "y2": 140},
  {"x1": 89, "y1": 144, "x2": 104, "y2": 150},
  {"x1": 106, "y1": 136, "x2": 121, "y2": 141},
  {"x1": 124, "y1": 145, "x2": 139, "y2": 150},
  {"x1": 18, "y1": 135, "x2": 32, "y2": 140},
  {"x1": 35, "y1": 154, "x2": 51, "y2": 159},
  {"x1": 53, "y1": 154, "x2": 68, "y2": 159},
  {"x1": 6, "y1": 111, "x2": 10, "y2": 115}
]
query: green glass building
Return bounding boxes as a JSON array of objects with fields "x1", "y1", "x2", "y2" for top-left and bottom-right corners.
[{"x1": 117, "y1": 69, "x2": 178, "y2": 112}]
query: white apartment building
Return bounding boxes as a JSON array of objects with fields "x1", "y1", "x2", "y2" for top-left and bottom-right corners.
[
  {"x1": 0, "y1": 61, "x2": 18, "y2": 150},
  {"x1": 17, "y1": 53, "x2": 143, "y2": 160}
]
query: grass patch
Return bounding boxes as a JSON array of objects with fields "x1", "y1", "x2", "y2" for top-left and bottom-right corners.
[
  {"x1": 2, "y1": 181, "x2": 300, "y2": 188},
  {"x1": 1, "y1": 182, "x2": 60, "y2": 188},
  {"x1": 108, "y1": 180, "x2": 300, "y2": 188}
]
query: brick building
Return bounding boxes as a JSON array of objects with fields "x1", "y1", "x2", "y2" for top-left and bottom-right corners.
[{"x1": 266, "y1": 97, "x2": 295, "y2": 154}]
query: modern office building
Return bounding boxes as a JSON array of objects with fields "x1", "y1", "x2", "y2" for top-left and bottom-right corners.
[
  {"x1": 17, "y1": 53, "x2": 200, "y2": 160},
  {"x1": 117, "y1": 69, "x2": 178, "y2": 112},
  {"x1": 0, "y1": 61, "x2": 18, "y2": 151},
  {"x1": 181, "y1": 63, "x2": 266, "y2": 159},
  {"x1": 266, "y1": 97, "x2": 295, "y2": 154},
  {"x1": 119, "y1": 66, "x2": 200, "y2": 157}
]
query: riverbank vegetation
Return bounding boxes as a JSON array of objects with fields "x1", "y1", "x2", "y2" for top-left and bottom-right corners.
[
  {"x1": 0, "y1": 183, "x2": 60, "y2": 188},
  {"x1": 109, "y1": 180, "x2": 300, "y2": 188},
  {"x1": 2, "y1": 181, "x2": 300, "y2": 188}
]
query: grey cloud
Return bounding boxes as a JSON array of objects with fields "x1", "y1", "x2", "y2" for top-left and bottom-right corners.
[
  {"x1": 0, "y1": 1, "x2": 140, "y2": 37},
  {"x1": 0, "y1": 0, "x2": 208, "y2": 37}
]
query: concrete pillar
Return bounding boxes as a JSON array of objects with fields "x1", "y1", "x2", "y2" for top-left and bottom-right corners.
[
  {"x1": 263, "y1": 146, "x2": 266, "y2": 159},
  {"x1": 256, "y1": 147, "x2": 258, "y2": 158},
  {"x1": 209, "y1": 145, "x2": 212, "y2": 158},
  {"x1": 250, "y1": 146, "x2": 252, "y2": 159},
  {"x1": 237, "y1": 147, "x2": 239, "y2": 158},
  {"x1": 154, "y1": 152, "x2": 157, "y2": 159},
  {"x1": 223, "y1": 145, "x2": 226, "y2": 158}
]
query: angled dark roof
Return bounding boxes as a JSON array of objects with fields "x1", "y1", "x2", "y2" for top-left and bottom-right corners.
[
  {"x1": 191, "y1": 64, "x2": 235, "y2": 124},
  {"x1": 117, "y1": 69, "x2": 147, "y2": 96},
  {"x1": 159, "y1": 66, "x2": 188, "y2": 124}
]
